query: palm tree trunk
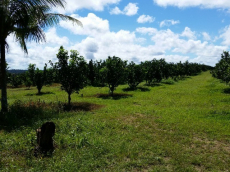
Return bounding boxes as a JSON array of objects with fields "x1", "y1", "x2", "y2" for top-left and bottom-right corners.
[{"x1": 1, "y1": 39, "x2": 8, "y2": 112}]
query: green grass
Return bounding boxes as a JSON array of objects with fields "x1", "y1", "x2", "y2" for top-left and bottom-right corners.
[{"x1": 1, "y1": 71, "x2": 230, "y2": 171}]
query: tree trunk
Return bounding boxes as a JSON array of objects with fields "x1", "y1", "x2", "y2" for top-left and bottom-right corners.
[
  {"x1": 110, "y1": 85, "x2": 114, "y2": 97},
  {"x1": 68, "y1": 93, "x2": 71, "y2": 106},
  {"x1": 0, "y1": 39, "x2": 8, "y2": 112}
]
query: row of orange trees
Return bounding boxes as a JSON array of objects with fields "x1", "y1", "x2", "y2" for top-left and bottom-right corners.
[
  {"x1": 6, "y1": 46, "x2": 212, "y2": 105},
  {"x1": 211, "y1": 51, "x2": 230, "y2": 84}
]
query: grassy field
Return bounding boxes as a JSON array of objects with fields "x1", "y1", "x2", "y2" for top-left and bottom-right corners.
[{"x1": 0, "y1": 71, "x2": 230, "y2": 171}]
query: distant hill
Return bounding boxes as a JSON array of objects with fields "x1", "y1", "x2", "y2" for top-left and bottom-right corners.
[{"x1": 7, "y1": 69, "x2": 27, "y2": 74}]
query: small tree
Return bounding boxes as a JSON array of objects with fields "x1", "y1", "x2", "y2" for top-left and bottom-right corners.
[
  {"x1": 24, "y1": 77, "x2": 32, "y2": 89},
  {"x1": 212, "y1": 51, "x2": 230, "y2": 84},
  {"x1": 88, "y1": 59, "x2": 96, "y2": 86},
  {"x1": 34, "y1": 64, "x2": 47, "y2": 94},
  {"x1": 53, "y1": 46, "x2": 87, "y2": 105},
  {"x1": 93, "y1": 60, "x2": 107, "y2": 87},
  {"x1": 44, "y1": 68, "x2": 54, "y2": 85},
  {"x1": 28, "y1": 64, "x2": 36, "y2": 86},
  {"x1": 22, "y1": 71, "x2": 33, "y2": 89},
  {"x1": 9, "y1": 74, "x2": 22, "y2": 88},
  {"x1": 127, "y1": 61, "x2": 144, "y2": 89},
  {"x1": 105, "y1": 56, "x2": 127, "y2": 96}
]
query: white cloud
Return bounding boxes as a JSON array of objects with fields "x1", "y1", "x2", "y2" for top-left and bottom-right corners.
[
  {"x1": 137, "y1": 15, "x2": 155, "y2": 23},
  {"x1": 64, "y1": 16, "x2": 226, "y2": 66},
  {"x1": 202, "y1": 32, "x2": 211, "y2": 41},
  {"x1": 160, "y1": 20, "x2": 180, "y2": 27},
  {"x1": 181, "y1": 27, "x2": 196, "y2": 39},
  {"x1": 220, "y1": 25, "x2": 230, "y2": 46},
  {"x1": 153, "y1": 0, "x2": 230, "y2": 9},
  {"x1": 137, "y1": 26, "x2": 226, "y2": 66},
  {"x1": 46, "y1": 28, "x2": 69, "y2": 45},
  {"x1": 59, "y1": 13, "x2": 110, "y2": 36},
  {"x1": 110, "y1": 3, "x2": 139, "y2": 16},
  {"x1": 5, "y1": 13, "x2": 227, "y2": 69},
  {"x1": 67, "y1": 33, "x2": 164, "y2": 64},
  {"x1": 55, "y1": 0, "x2": 121, "y2": 13},
  {"x1": 123, "y1": 3, "x2": 139, "y2": 16},
  {"x1": 5, "y1": 28, "x2": 69, "y2": 69},
  {"x1": 136, "y1": 27, "x2": 157, "y2": 35},
  {"x1": 110, "y1": 6, "x2": 123, "y2": 15}
]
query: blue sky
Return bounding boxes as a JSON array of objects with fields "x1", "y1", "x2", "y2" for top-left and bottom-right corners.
[{"x1": 6, "y1": 0, "x2": 230, "y2": 69}]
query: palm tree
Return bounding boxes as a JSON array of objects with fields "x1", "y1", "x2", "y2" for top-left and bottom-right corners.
[{"x1": 0, "y1": 0, "x2": 82, "y2": 112}]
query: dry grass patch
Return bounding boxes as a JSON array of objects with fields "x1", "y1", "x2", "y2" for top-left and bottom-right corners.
[
  {"x1": 193, "y1": 136, "x2": 230, "y2": 153},
  {"x1": 117, "y1": 113, "x2": 146, "y2": 125}
]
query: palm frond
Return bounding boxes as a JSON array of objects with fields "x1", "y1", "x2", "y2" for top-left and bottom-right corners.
[
  {"x1": 1, "y1": 0, "x2": 82, "y2": 54},
  {"x1": 14, "y1": 26, "x2": 46, "y2": 53},
  {"x1": 39, "y1": 13, "x2": 82, "y2": 28},
  {"x1": 14, "y1": 0, "x2": 66, "y2": 8}
]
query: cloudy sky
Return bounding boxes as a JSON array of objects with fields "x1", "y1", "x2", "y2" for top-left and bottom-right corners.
[{"x1": 6, "y1": 0, "x2": 230, "y2": 69}]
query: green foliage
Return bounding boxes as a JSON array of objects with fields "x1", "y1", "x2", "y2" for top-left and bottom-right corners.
[
  {"x1": 212, "y1": 51, "x2": 230, "y2": 84},
  {"x1": 141, "y1": 59, "x2": 209, "y2": 84},
  {"x1": 8, "y1": 73, "x2": 22, "y2": 88},
  {"x1": 43, "y1": 68, "x2": 54, "y2": 85},
  {"x1": 0, "y1": 0, "x2": 82, "y2": 112},
  {"x1": 34, "y1": 64, "x2": 47, "y2": 94},
  {"x1": 127, "y1": 61, "x2": 144, "y2": 89},
  {"x1": 88, "y1": 59, "x2": 96, "y2": 86},
  {"x1": 23, "y1": 76, "x2": 33, "y2": 89},
  {"x1": 52, "y1": 46, "x2": 88, "y2": 105},
  {"x1": 96, "y1": 61, "x2": 107, "y2": 86},
  {"x1": 86, "y1": 60, "x2": 107, "y2": 87},
  {"x1": 142, "y1": 59, "x2": 166, "y2": 84},
  {"x1": 104, "y1": 56, "x2": 127, "y2": 95},
  {"x1": 27, "y1": 64, "x2": 36, "y2": 86}
]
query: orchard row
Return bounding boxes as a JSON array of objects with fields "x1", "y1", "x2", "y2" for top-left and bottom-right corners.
[{"x1": 5, "y1": 46, "x2": 212, "y2": 105}]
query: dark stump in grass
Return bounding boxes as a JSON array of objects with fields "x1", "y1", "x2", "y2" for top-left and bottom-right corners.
[{"x1": 34, "y1": 122, "x2": 55, "y2": 156}]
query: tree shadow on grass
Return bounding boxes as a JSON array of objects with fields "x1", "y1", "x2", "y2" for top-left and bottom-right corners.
[
  {"x1": 0, "y1": 100, "x2": 104, "y2": 132},
  {"x1": 222, "y1": 88, "x2": 230, "y2": 94},
  {"x1": 63, "y1": 102, "x2": 105, "y2": 112},
  {"x1": 179, "y1": 76, "x2": 192, "y2": 80},
  {"x1": 161, "y1": 80, "x2": 175, "y2": 85},
  {"x1": 95, "y1": 93, "x2": 132, "y2": 100},
  {"x1": 144, "y1": 83, "x2": 162, "y2": 87},
  {"x1": 122, "y1": 87, "x2": 150, "y2": 92},
  {"x1": 206, "y1": 110, "x2": 230, "y2": 120},
  {"x1": 25, "y1": 91, "x2": 55, "y2": 96}
]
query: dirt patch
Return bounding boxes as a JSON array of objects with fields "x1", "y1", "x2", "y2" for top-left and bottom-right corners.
[{"x1": 193, "y1": 136, "x2": 230, "y2": 153}]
